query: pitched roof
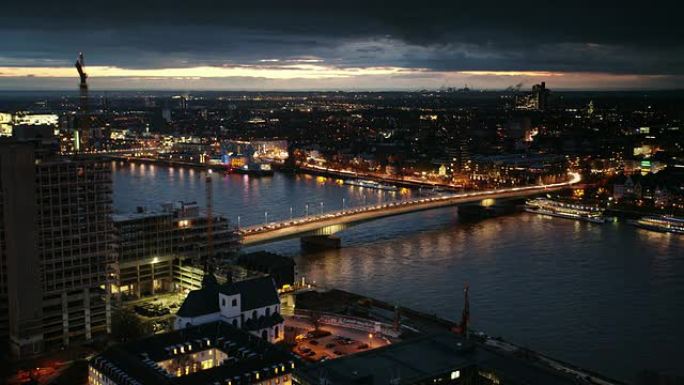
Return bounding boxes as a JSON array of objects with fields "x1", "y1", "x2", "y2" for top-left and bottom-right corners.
[
  {"x1": 177, "y1": 276, "x2": 280, "y2": 318},
  {"x1": 220, "y1": 276, "x2": 280, "y2": 311},
  {"x1": 176, "y1": 285, "x2": 219, "y2": 318}
]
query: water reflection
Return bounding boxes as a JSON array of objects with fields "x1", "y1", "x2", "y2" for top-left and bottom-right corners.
[{"x1": 113, "y1": 163, "x2": 684, "y2": 382}]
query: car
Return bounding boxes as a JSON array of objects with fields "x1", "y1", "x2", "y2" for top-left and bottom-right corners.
[
  {"x1": 357, "y1": 343, "x2": 369, "y2": 349},
  {"x1": 299, "y1": 347, "x2": 311, "y2": 354},
  {"x1": 333, "y1": 350, "x2": 344, "y2": 356},
  {"x1": 306, "y1": 351, "x2": 316, "y2": 357},
  {"x1": 309, "y1": 340, "x2": 319, "y2": 345},
  {"x1": 325, "y1": 343, "x2": 336, "y2": 348}
]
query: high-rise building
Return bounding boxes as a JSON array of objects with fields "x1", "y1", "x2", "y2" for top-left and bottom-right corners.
[
  {"x1": 533, "y1": 81, "x2": 549, "y2": 111},
  {"x1": 0, "y1": 141, "x2": 114, "y2": 357},
  {"x1": 515, "y1": 82, "x2": 550, "y2": 111},
  {"x1": 111, "y1": 202, "x2": 240, "y2": 300}
]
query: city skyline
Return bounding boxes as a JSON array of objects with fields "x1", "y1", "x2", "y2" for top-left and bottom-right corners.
[
  {"x1": 0, "y1": 2, "x2": 682, "y2": 385},
  {"x1": 1, "y1": 0, "x2": 683, "y2": 90}
]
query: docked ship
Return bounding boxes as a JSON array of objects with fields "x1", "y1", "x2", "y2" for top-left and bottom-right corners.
[
  {"x1": 525, "y1": 197, "x2": 605, "y2": 223},
  {"x1": 344, "y1": 179, "x2": 398, "y2": 191},
  {"x1": 631, "y1": 215, "x2": 684, "y2": 234}
]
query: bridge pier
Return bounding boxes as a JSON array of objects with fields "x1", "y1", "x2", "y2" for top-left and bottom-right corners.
[{"x1": 301, "y1": 235, "x2": 341, "y2": 251}]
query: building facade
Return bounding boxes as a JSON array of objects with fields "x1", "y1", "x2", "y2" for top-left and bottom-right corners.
[
  {"x1": 112, "y1": 201, "x2": 240, "y2": 301},
  {"x1": 0, "y1": 141, "x2": 114, "y2": 357}
]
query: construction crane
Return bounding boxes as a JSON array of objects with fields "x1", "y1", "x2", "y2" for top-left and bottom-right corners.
[
  {"x1": 74, "y1": 52, "x2": 89, "y2": 151},
  {"x1": 204, "y1": 168, "x2": 214, "y2": 274},
  {"x1": 452, "y1": 284, "x2": 470, "y2": 337}
]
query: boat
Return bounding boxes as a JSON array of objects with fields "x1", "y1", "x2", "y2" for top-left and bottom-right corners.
[
  {"x1": 344, "y1": 179, "x2": 398, "y2": 191},
  {"x1": 631, "y1": 215, "x2": 684, "y2": 234},
  {"x1": 233, "y1": 163, "x2": 274, "y2": 176},
  {"x1": 525, "y1": 198, "x2": 605, "y2": 223}
]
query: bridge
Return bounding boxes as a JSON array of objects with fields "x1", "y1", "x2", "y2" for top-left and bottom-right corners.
[{"x1": 239, "y1": 172, "x2": 581, "y2": 245}]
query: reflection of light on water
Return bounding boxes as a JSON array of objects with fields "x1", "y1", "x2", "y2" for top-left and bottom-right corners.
[
  {"x1": 481, "y1": 198, "x2": 495, "y2": 207},
  {"x1": 316, "y1": 176, "x2": 327, "y2": 184},
  {"x1": 316, "y1": 224, "x2": 348, "y2": 235}
]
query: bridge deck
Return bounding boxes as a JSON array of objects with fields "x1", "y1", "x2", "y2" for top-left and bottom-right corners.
[{"x1": 240, "y1": 174, "x2": 580, "y2": 245}]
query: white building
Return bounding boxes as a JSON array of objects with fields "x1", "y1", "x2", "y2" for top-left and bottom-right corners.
[{"x1": 174, "y1": 275, "x2": 284, "y2": 343}]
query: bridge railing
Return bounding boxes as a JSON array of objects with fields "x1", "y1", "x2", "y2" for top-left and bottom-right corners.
[{"x1": 239, "y1": 172, "x2": 580, "y2": 234}]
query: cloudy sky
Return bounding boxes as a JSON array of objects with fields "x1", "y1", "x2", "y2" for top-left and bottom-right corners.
[{"x1": 1, "y1": 0, "x2": 682, "y2": 90}]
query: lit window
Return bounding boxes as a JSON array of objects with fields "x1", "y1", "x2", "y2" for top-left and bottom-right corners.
[{"x1": 450, "y1": 370, "x2": 460, "y2": 380}]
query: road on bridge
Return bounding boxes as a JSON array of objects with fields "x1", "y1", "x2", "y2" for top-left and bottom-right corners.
[{"x1": 240, "y1": 172, "x2": 581, "y2": 245}]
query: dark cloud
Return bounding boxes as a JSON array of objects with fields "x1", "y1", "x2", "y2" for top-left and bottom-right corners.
[{"x1": 0, "y1": 0, "x2": 683, "y2": 78}]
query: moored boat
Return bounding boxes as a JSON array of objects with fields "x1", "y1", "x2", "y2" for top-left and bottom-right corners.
[
  {"x1": 631, "y1": 215, "x2": 684, "y2": 234},
  {"x1": 525, "y1": 197, "x2": 605, "y2": 223}
]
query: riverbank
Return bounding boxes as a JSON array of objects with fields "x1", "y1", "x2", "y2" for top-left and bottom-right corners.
[{"x1": 293, "y1": 288, "x2": 627, "y2": 385}]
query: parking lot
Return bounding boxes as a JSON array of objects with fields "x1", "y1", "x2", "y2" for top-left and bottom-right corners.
[
  {"x1": 123, "y1": 292, "x2": 185, "y2": 333},
  {"x1": 293, "y1": 328, "x2": 390, "y2": 362}
]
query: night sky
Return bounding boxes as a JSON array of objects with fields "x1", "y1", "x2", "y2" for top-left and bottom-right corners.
[{"x1": 1, "y1": 0, "x2": 682, "y2": 90}]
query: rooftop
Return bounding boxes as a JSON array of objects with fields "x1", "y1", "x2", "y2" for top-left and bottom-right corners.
[
  {"x1": 296, "y1": 333, "x2": 585, "y2": 385},
  {"x1": 91, "y1": 321, "x2": 296, "y2": 385},
  {"x1": 177, "y1": 275, "x2": 280, "y2": 318},
  {"x1": 238, "y1": 251, "x2": 296, "y2": 269}
]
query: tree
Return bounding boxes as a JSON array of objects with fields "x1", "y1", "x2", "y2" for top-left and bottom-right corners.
[
  {"x1": 310, "y1": 311, "x2": 322, "y2": 331},
  {"x1": 111, "y1": 308, "x2": 149, "y2": 344}
]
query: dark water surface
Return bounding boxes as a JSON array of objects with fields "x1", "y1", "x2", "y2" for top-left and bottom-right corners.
[{"x1": 113, "y1": 163, "x2": 683, "y2": 382}]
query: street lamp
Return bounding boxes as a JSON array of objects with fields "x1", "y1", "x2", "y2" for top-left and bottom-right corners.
[
  {"x1": 342, "y1": 198, "x2": 346, "y2": 211},
  {"x1": 290, "y1": 206, "x2": 293, "y2": 220},
  {"x1": 368, "y1": 333, "x2": 374, "y2": 348},
  {"x1": 237, "y1": 215, "x2": 241, "y2": 229},
  {"x1": 305, "y1": 204, "x2": 309, "y2": 217},
  {"x1": 320, "y1": 202, "x2": 324, "y2": 214},
  {"x1": 264, "y1": 211, "x2": 268, "y2": 225}
]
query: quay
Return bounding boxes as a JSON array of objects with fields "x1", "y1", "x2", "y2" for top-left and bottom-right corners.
[{"x1": 291, "y1": 288, "x2": 627, "y2": 385}]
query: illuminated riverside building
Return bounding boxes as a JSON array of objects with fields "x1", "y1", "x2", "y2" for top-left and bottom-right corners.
[
  {"x1": 0, "y1": 141, "x2": 113, "y2": 357},
  {"x1": 88, "y1": 320, "x2": 295, "y2": 385},
  {"x1": 112, "y1": 202, "x2": 240, "y2": 300},
  {"x1": 0, "y1": 113, "x2": 12, "y2": 136},
  {"x1": 468, "y1": 154, "x2": 567, "y2": 186}
]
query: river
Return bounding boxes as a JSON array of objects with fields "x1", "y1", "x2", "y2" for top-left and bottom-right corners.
[{"x1": 113, "y1": 162, "x2": 683, "y2": 383}]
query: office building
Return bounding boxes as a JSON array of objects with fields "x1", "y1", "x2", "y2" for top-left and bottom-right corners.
[
  {"x1": 0, "y1": 141, "x2": 114, "y2": 357},
  {"x1": 112, "y1": 202, "x2": 240, "y2": 300}
]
